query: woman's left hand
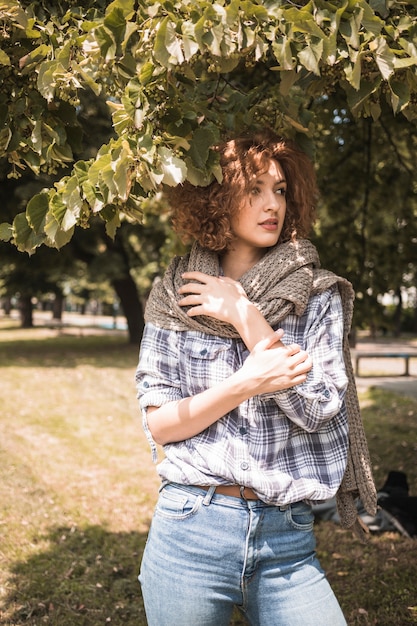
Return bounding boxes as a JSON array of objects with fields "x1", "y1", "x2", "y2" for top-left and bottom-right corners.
[{"x1": 178, "y1": 271, "x2": 250, "y2": 326}]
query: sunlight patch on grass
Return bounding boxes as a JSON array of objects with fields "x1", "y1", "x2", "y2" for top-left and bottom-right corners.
[{"x1": 1, "y1": 326, "x2": 417, "y2": 625}]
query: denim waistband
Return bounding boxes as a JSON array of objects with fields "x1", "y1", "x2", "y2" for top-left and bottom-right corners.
[{"x1": 161, "y1": 482, "x2": 292, "y2": 511}]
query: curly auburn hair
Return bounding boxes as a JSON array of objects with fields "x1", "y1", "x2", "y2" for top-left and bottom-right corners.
[{"x1": 166, "y1": 129, "x2": 318, "y2": 252}]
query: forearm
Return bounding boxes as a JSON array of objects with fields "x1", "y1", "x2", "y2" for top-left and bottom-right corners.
[
  {"x1": 146, "y1": 369, "x2": 253, "y2": 445},
  {"x1": 178, "y1": 272, "x2": 283, "y2": 351},
  {"x1": 233, "y1": 299, "x2": 284, "y2": 351},
  {"x1": 146, "y1": 332, "x2": 310, "y2": 444}
]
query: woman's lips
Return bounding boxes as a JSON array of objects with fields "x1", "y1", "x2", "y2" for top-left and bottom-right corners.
[{"x1": 259, "y1": 220, "x2": 278, "y2": 230}]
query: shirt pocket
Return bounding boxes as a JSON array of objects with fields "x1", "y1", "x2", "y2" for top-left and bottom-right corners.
[{"x1": 181, "y1": 334, "x2": 232, "y2": 396}]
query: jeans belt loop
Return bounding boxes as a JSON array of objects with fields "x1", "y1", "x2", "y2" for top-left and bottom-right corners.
[{"x1": 202, "y1": 485, "x2": 217, "y2": 506}]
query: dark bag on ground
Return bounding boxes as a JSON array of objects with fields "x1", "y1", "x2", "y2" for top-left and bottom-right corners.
[{"x1": 313, "y1": 471, "x2": 417, "y2": 538}]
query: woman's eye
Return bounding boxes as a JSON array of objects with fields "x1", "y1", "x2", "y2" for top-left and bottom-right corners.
[{"x1": 276, "y1": 187, "x2": 286, "y2": 196}]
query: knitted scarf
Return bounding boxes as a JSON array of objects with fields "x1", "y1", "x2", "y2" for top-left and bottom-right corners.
[{"x1": 145, "y1": 239, "x2": 377, "y2": 540}]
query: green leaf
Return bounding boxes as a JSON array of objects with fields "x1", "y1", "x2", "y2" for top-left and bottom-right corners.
[
  {"x1": 37, "y1": 61, "x2": 66, "y2": 102},
  {"x1": 359, "y1": 1, "x2": 383, "y2": 36},
  {"x1": 181, "y1": 21, "x2": 199, "y2": 62},
  {"x1": 71, "y1": 62, "x2": 102, "y2": 96},
  {"x1": 368, "y1": 0, "x2": 389, "y2": 19},
  {"x1": 61, "y1": 176, "x2": 83, "y2": 219},
  {"x1": 0, "y1": 222, "x2": 13, "y2": 242},
  {"x1": 279, "y1": 69, "x2": 298, "y2": 96},
  {"x1": 95, "y1": 25, "x2": 117, "y2": 61},
  {"x1": 370, "y1": 36, "x2": 395, "y2": 80},
  {"x1": 158, "y1": 146, "x2": 187, "y2": 186},
  {"x1": 274, "y1": 36, "x2": 295, "y2": 71},
  {"x1": 47, "y1": 143, "x2": 74, "y2": 165},
  {"x1": 113, "y1": 157, "x2": 132, "y2": 200},
  {"x1": 13, "y1": 212, "x2": 45, "y2": 254},
  {"x1": 139, "y1": 61, "x2": 154, "y2": 85},
  {"x1": 323, "y1": 1, "x2": 349, "y2": 65},
  {"x1": 19, "y1": 44, "x2": 50, "y2": 72},
  {"x1": 339, "y1": 13, "x2": 360, "y2": 50},
  {"x1": 344, "y1": 53, "x2": 362, "y2": 90},
  {"x1": 188, "y1": 127, "x2": 218, "y2": 171},
  {"x1": 184, "y1": 159, "x2": 213, "y2": 187},
  {"x1": 50, "y1": 191, "x2": 78, "y2": 232},
  {"x1": 398, "y1": 36, "x2": 417, "y2": 60},
  {"x1": 298, "y1": 39, "x2": 324, "y2": 75},
  {"x1": 216, "y1": 56, "x2": 240, "y2": 73},
  {"x1": 389, "y1": 79, "x2": 410, "y2": 114},
  {"x1": 0, "y1": 50, "x2": 11, "y2": 66},
  {"x1": 154, "y1": 17, "x2": 184, "y2": 67},
  {"x1": 206, "y1": 22, "x2": 224, "y2": 57},
  {"x1": 81, "y1": 181, "x2": 100, "y2": 210},
  {"x1": 73, "y1": 161, "x2": 91, "y2": 185},
  {"x1": 104, "y1": 209, "x2": 121, "y2": 240},
  {"x1": 346, "y1": 75, "x2": 382, "y2": 115},
  {"x1": 26, "y1": 192, "x2": 49, "y2": 235},
  {"x1": 104, "y1": 6, "x2": 130, "y2": 47},
  {"x1": 44, "y1": 211, "x2": 75, "y2": 248}
]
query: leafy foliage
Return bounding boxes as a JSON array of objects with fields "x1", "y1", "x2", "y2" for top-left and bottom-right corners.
[
  {"x1": 1, "y1": 0, "x2": 417, "y2": 252},
  {"x1": 312, "y1": 96, "x2": 417, "y2": 331}
]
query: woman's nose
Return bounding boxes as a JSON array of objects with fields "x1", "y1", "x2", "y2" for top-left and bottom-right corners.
[{"x1": 265, "y1": 192, "x2": 281, "y2": 211}]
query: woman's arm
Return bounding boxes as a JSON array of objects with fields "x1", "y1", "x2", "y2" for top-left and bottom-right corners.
[
  {"x1": 146, "y1": 332, "x2": 311, "y2": 445},
  {"x1": 271, "y1": 288, "x2": 348, "y2": 432},
  {"x1": 178, "y1": 271, "x2": 282, "y2": 351}
]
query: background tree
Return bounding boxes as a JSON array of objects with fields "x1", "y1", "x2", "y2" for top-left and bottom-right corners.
[{"x1": 312, "y1": 97, "x2": 417, "y2": 333}]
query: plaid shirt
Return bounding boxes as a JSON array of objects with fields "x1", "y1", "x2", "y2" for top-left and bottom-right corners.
[{"x1": 136, "y1": 285, "x2": 349, "y2": 505}]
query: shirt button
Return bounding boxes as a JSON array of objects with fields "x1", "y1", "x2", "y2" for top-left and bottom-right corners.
[
  {"x1": 200, "y1": 348, "x2": 208, "y2": 356},
  {"x1": 323, "y1": 389, "x2": 330, "y2": 399},
  {"x1": 240, "y1": 461, "x2": 249, "y2": 470},
  {"x1": 239, "y1": 427, "x2": 247, "y2": 435},
  {"x1": 143, "y1": 381, "x2": 149, "y2": 388}
]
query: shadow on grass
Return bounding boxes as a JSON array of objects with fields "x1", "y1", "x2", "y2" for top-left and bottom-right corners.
[
  {"x1": 2, "y1": 524, "x2": 249, "y2": 626},
  {"x1": 1, "y1": 525, "x2": 148, "y2": 626}
]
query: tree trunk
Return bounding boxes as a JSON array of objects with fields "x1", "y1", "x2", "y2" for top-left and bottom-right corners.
[
  {"x1": 52, "y1": 291, "x2": 64, "y2": 320},
  {"x1": 2, "y1": 297, "x2": 12, "y2": 315},
  {"x1": 112, "y1": 274, "x2": 144, "y2": 345},
  {"x1": 393, "y1": 288, "x2": 402, "y2": 337},
  {"x1": 19, "y1": 295, "x2": 33, "y2": 328}
]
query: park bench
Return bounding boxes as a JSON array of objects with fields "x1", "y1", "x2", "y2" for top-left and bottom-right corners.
[{"x1": 354, "y1": 352, "x2": 417, "y2": 377}]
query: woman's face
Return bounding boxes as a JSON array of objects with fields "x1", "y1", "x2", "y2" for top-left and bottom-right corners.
[{"x1": 229, "y1": 158, "x2": 287, "y2": 257}]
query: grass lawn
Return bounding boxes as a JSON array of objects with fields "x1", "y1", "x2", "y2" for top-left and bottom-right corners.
[{"x1": 0, "y1": 319, "x2": 416, "y2": 625}]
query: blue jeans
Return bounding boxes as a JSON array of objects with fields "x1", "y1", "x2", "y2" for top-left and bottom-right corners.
[{"x1": 139, "y1": 483, "x2": 347, "y2": 626}]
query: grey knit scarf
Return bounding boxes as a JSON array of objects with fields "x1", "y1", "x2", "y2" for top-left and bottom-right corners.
[{"x1": 145, "y1": 239, "x2": 377, "y2": 540}]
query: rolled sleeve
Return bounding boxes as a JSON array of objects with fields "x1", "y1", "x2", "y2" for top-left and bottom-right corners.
[
  {"x1": 135, "y1": 323, "x2": 183, "y2": 460},
  {"x1": 272, "y1": 286, "x2": 348, "y2": 432}
]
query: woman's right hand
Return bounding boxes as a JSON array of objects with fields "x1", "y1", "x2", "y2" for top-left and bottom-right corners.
[{"x1": 240, "y1": 332, "x2": 312, "y2": 394}]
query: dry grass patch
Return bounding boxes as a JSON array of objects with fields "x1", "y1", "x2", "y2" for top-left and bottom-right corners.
[{"x1": 0, "y1": 320, "x2": 416, "y2": 625}]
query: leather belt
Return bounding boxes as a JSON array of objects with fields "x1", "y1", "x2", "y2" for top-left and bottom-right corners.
[{"x1": 197, "y1": 484, "x2": 259, "y2": 500}]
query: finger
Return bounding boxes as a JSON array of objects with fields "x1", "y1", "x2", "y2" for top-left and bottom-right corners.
[
  {"x1": 181, "y1": 271, "x2": 211, "y2": 283},
  {"x1": 185, "y1": 306, "x2": 204, "y2": 317},
  {"x1": 292, "y1": 354, "x2": 313, "y2": 372},
  {"x1": 287, "y1": 373, "x2": 309, "y2": 387},
  {"x1": 285, "y1": 342, "x2": 302, "y2": 355},
  {"x1": 178, "y1": 294, "x2": 202, "y2": 307},
  {"x1": 178, "y1": 282, "x2": 206, "y2": 295}
]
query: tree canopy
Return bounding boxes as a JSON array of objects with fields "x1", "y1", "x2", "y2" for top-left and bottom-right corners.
[{"x1": 1, "y1": 0, "x2": 417, "y2": 254}]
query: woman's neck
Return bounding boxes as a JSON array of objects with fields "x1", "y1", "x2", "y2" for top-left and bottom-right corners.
[{"x1": 220, "y1": 248, "x2": 266, "y2": 280}]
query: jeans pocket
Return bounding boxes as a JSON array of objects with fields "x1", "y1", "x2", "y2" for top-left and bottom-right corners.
[
  {"x1": 155, "y1": 486, "x2": 203, "y2": 520},
  {"x1": 286, "y1": 502, "x2": 314, "y2": 531}
]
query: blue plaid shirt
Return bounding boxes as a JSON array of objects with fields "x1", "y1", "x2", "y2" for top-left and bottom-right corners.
[{"x1": 136, "y1": 285, "x2": 349, "y2": 505}]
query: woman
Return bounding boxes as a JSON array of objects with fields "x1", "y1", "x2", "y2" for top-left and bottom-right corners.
[{"x1": 135, "y1": 129, "x2": 376, "y2": 625}]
